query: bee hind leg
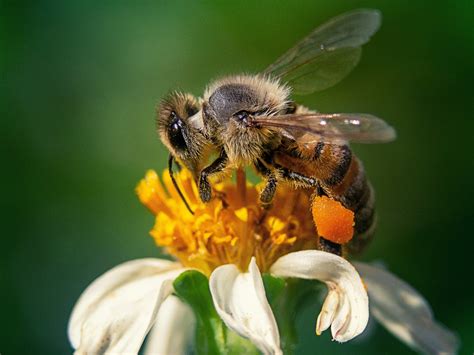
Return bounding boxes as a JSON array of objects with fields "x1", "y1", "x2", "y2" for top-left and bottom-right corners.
[
  {"x1": 258, "y1": 162, "x2": 344, "y2": 256},
  {"x1": 274, "y1": 169, "x2": 344, "y2": 256},
  {"x1": 318, "y1": 237, "x2": 342, "y2": 256},
  {"x1": 310, "y1": 187, "x2": 344, "y2": 256}
]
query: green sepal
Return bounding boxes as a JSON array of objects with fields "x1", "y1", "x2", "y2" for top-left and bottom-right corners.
[{"x1": 173, "y1": 270, "x2": 259, "y2": 355}]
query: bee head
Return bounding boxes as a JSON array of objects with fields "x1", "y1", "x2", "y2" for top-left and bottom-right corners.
[
  {"x1": 203, "y1": 75, "x2": 290, "y2": 134},
  {"x1": 157, "y1": 92, "x2": 207, "y2": 176}
]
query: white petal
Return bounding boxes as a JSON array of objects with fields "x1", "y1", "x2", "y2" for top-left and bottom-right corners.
[
  {"x1": 270, "y1": 250, "x2": 368, "y2": 342},
  {"x1": 209, "y1": 258, "x2": 282, "y2": 355},
  {"x1": 68, "y1": 258, "x2": 185, "y2": 354},
  {"x1": 354, "y1": 262, "x2": 460, "y2": 354},
  {"x1": 144, "y1": 295, "x2": 195, "y2": 355},
  {"x1": 316, "y1": 289, "x2": 338, "y2": 334}
]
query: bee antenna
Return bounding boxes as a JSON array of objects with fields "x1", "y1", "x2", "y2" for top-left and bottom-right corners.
[{"x1": 168, "y1": 154, "x2": 195, "y2": 215}]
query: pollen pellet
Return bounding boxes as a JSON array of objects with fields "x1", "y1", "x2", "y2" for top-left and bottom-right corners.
[{"x1": 312, "y1": 196, "x2": 354, "y2": 244}]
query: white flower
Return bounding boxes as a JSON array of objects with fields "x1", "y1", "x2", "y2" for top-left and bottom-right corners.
[
  {"x1": 68, "y1": 259, "x2": 185, "y2": 354},
  {"x1": 69, "y1": 169, "x2": 459, "y2": 354},
  {"x1": 68, "y1": 251, "x2": 458, "y2": 354}
]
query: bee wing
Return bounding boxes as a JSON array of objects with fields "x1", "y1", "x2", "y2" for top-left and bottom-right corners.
[
  {"x1": 253, "y1": 113, "x2": 396, "y2": 144},
  {"x1": 264, "y1": 9, "x2": 381, "y2": 95}
]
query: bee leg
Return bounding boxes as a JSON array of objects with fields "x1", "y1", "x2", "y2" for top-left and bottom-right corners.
[
  {"x1": 271, "y1": 167, "x2": 343, "y2": 256},
  {"x1": 276, "y1": 165, "x2": 318, "y2": 187},
  {"x1": 318, "y1": 237, "x2": 342, "y2": 256},
  {"x1": 260, "y1": 175, "x2": 277, "y2": 207},
  {"x1": 311, "y1": 187, "x2": 343, "y2": 256},
  {"x1": 254, "y1": 159, "x2": 277, "y2": 208},
  {"x1": 199, "y1": 150, "x2": 228, "y2": 202}
]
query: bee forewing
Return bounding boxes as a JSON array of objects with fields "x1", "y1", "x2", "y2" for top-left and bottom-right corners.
[
  {"x1": 264, "y1": 9, "x2": 381, "y2": 95},
  {"x1": 253, "y1": 113, "x2": 396, "y2": 144}
]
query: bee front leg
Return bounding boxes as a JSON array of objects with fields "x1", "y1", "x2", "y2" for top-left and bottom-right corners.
[{"x1": 199, "y1": 150, "x2": 228, "y2": 203}]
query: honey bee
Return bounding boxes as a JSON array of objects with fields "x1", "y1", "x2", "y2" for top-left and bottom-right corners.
[{"x1": 157, "y1": 9, "x2": 396, "y2": 254}]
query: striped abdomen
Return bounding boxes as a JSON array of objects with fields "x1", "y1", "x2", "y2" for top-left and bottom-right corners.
[{"x1": 275, "y1": 141, "x2": 376, "y2": 254}]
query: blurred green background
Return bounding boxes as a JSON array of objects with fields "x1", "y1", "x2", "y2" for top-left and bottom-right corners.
[{"x1": 2, "y1": 1, "x2": 473, "y2": 353}]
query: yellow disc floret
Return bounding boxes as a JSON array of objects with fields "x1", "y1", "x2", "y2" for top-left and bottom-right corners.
[{"x1": 136, "y1": 169, "x2": 317, "y2": 275}]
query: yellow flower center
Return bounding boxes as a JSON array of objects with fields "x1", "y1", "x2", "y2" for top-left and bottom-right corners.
[{"x1": 136, "y1": 169, "x2": 318, "y2": 275}]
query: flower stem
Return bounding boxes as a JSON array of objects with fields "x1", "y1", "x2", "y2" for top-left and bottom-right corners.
[{"x1": 236, "y1": 168, "x2": 247, "y2": 207}]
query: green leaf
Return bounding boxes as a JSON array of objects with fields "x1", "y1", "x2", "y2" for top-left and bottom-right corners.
[
  {"x1": 225, "y1": 330, "x2": 260, "y2": 355},
  {"x1": 263, "y1": 275, "x2": 324, "y2": 355},
  {"x1": 262, "y1": 274, "x2": 285, "y2": 303},
  {"x1": 173, "y1": 271, "x2": 217, "y2": 322},
  {"x1": 173, "y1": 270, "x2": 225, "y2": 355},
  {"x1": 173, "y1": 270, "x2": 259, "y2": 355}
]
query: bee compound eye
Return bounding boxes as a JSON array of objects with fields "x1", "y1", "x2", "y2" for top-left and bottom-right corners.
[
  {"x1": 168, "y1": 117, "x2": 187, "y2": 151},
  {"x1": 170, "y1": 121, "x2": 180, "y2": 133},
  {"x1": 234, "y1": 110, "x2": 250, "y2": 123}
]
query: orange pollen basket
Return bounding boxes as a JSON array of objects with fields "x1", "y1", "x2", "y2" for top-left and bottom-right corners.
[{"x1": 312, "y1": 196, "x2": 354, "y2": 244}]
